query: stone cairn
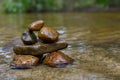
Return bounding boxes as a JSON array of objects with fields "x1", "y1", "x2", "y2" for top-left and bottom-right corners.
[{"x1": 10, "y1": 20, "x2": 73, "y2": 69}]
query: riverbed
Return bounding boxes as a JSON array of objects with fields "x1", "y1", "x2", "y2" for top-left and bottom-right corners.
[{"x1": 0, "y1": 12, "x2": 120, "y2": 80}]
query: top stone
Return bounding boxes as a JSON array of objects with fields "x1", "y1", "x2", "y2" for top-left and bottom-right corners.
[{"x1": 28, "y1": 20, "x2": 44, "y2": 31}]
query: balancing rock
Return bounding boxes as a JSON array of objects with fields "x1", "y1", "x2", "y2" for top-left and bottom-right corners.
[
  {"x1": 38, "y1": 27, "x2": 59, "y2": 43},
  {"x1": 43, "y1": 51, "x2": 73, "y2": 68},
  {"x1": 28, "y1": 20, "x2": 44, "y2": 31},
  {"x1": 10, "y1": 55, "x2": 39, "y2": 69},
  {"x1": 21, "y1": 30, "x2": 37, "y2": 45}
]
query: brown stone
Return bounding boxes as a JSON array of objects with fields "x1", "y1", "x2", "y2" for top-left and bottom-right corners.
[
  {"x1": 28, "y1": 20, "x2": 44, "y2": 31},
  {"x1": 38, "y1": 27, "x2": 59, "y2": 43},
  {"x1": 21, "y1": 30, "x2": 37, "y2": 45},
  {"x1": 13, "y1": 41, "x2": 68, "y2": 56},
  {"x1": 10, "y1": 55, "x2": 39, "y2": 69},
  {"x1": 43, "y1": 51, "x2": 73, "y2": 68}
]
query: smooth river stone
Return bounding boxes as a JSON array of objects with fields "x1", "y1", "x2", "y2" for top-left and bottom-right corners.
[
  {"x1": 28, "y1": 20, "x2": 44, "y2": 31},
  {"x1": 21, "y1": 31, "x2": 37, "y2": 45},
  {"x1": 13, "y1": 41, "x2": 68, "y2": 55},
  {"x1": 38, "y1": 27, "x2": 59, "y2": 43},
  {"x1": 43, "y1": 51, "x2": 73, "y2": 68},
  {"x1": 10, "y1": 55, "x2": 39, "y2": 69}
]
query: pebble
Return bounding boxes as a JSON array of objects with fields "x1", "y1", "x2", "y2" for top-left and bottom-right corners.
[
  {"x1": 38, "y1": 27, "x2": 59, "y2": 43},
  {"x1": 28, "y1": 20, "x2": 44, "y2": 31},
  {"x1": 21, "y1": 31, "x2": 37, "y2": 45},
  {"x1": 43, "y1": 51, "x2": 73, "y2": 68},
  {"x1": 10, "y1": 55, "x2": 39, "y2": 69}
]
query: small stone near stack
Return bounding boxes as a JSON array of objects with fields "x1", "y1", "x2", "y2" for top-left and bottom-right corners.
[{"x1": 11, "y1": 20, "x2": 73, "y2": 69}]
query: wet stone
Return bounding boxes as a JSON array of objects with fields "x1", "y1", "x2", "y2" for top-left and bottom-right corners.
[
  {"x1": 21, "y1": 31, "x2": 37, "y2": 45},
  {"x1": 28, "y1": 20, "x2": 44, "y2": 31},
  {"x1": 43, "y1": 51, "x2": 73, "y2": 68},
  {"x1": 38, "y1": 27, "x2": 59, "y2": 43},
  {"x1": 13, "y1": 41, "x2": 68, "y2": 56},
  {"x1": 10, "y1": 55, "x2": 39, "y2": 69}
]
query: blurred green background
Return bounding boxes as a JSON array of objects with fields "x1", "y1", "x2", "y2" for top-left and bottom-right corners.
[{"x1": 0, "y1": 0, "x2": 120, "y2": 13}]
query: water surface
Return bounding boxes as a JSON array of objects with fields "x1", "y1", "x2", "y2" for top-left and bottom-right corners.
[{"x1": 0, "y1": 12, "x2": 120, "y2": 80}]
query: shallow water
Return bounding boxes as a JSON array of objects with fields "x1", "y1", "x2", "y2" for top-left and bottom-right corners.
[{"x1": 0, "y1": 12, "x2": 120, "y2": 80}]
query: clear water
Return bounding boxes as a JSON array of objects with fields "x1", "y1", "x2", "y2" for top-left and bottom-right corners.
[{"x1": 0, "y1": 12, "x2": 120, "y2": 80}]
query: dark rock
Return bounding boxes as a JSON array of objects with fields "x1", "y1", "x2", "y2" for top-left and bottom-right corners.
[
  {"x1": 10, "y1": 55, "x2": 39, "y2": 69},
  {"x1": 28, "y1": 20, "x2": 44, "y2": 31},
  {"x1": 43, "y1": 51, "x2": 73, "y2": 68},
  {"x1": 13, "y1": 41, "x2": 68, "y2": 55},
  {"x1": 21, "y1": 31, "x2": 37, "y2": 45},
  {"x1": 38, "y1": 27, "x2": 59, "y2": 43}
]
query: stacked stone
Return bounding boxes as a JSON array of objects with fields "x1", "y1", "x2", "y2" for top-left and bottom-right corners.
[{"x1": 10, "y1": 20, "x2": 73, "y2": 69}]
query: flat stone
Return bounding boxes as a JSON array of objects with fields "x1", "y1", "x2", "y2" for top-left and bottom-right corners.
[
  {"x1": 10, "y1": 55, "x2": 39, "y2": 69},
  {"x1": 13, "y1": 41, "x2": 68, "y2": 55}
]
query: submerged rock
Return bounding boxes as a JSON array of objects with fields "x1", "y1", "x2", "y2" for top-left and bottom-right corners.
[
  {"x1": 10, "y1": 55, "x2": 39, "y2": 69},
  {"x1": 13, "y1": 41, "x2": 68, "y2": 55},
  {"x1": 38, "y1": 27, "x2": 59, "y2": 43},
  {"x1": 28, "y1": 20, "x2": 44, "y2": 31},
  {"x1": 21, "y1": 31, "x2": 37, "y2": 45},
  {"x1": 43, "y1": 51, "x2": 73, "y2": 68}
]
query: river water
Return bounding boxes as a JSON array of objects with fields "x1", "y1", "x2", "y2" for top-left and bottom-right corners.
[{"x1": 0, "y1": 12, "x2": 120, "y2": 80}]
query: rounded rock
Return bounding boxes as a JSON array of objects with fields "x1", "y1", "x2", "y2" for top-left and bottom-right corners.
[
  {"x1": 28, "y1": 20, "x2": 44, "y2": 31},
  {"x1": 43, "y1": 51, "x2": 73, "y2": 68},
  {"x1": 38, "y1": 27, "x2": 59, "y2": 43},
  {"x1": 21, "y1": 31, "x2": 37, "y2": 45},
  {"x1": 10, "y1": 55, "x2": 39, "y2": 69}
]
